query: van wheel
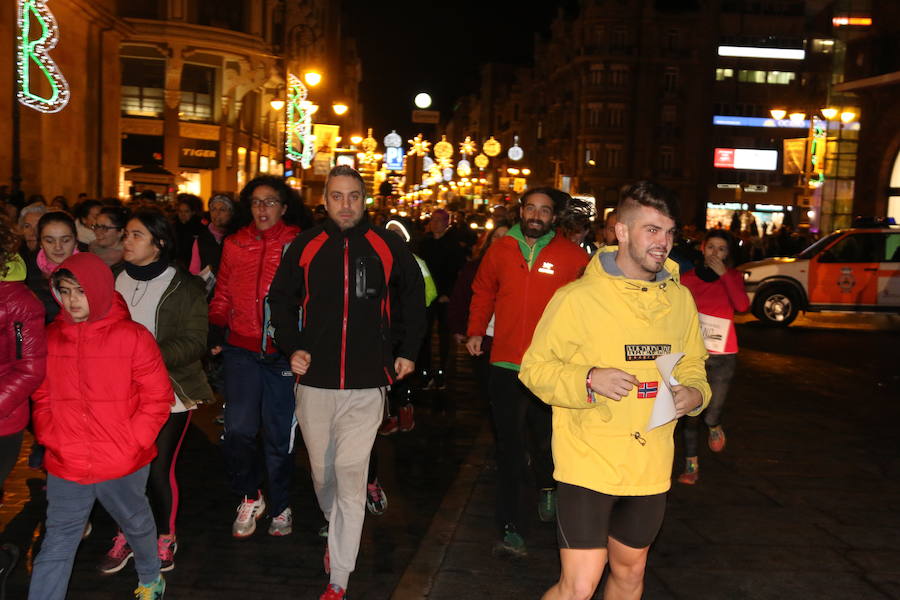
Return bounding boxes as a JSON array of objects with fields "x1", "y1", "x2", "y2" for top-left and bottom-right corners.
[{"x1": 753, "y1": 285, "x2": 800, "y2": 326}]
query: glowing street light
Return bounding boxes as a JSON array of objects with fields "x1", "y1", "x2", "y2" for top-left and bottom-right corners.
[
  {"x1": 332, "y1": 103, "x2": 348, "y2": 116},
  {"x1": 350, "y1": 135, "x2": 363, "y2": 145},
  {"x1": 304, "y1": 71, "x2": 322, "y2": 87},
  {"x1": 769, "y1": 108, "x2": 787, "y2": 121},
  {"x1": 269, "y1": 99, "x2": 285, "y2": 111},
  {"x1": 840, "y1": 110, "x2": 857, "y2": 123},
  {"x1": 820, "y1": 107, "x2": 839, "y2": 120},
  {"x1": 414, "y1": 92, "x2": 432, "y2": 109}
]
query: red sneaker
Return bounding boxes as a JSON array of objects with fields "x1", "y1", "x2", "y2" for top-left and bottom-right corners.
[
  {"x1": 398, "y1": 404, "x2": 415, "y2": 432},
  {"x1": 319, "y1": 583, "x2": 346, "y2": 600},
  {"x1": 677, "y1": 457, "x2": 699, "y2": 485},
  {"x1": 378, "y1": 416, "x2": 399, "y2": 436},
  {"x1": 708, "y1": 425, "x2": 726, "y2": 453}
]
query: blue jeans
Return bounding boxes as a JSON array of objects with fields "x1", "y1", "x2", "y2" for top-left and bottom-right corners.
[
  {"x1": 222, "y1": 345, "x2": 297, "y2": 515},
  {"x1": 29, "y1": 465, "x2": 159, "y2": 600}
]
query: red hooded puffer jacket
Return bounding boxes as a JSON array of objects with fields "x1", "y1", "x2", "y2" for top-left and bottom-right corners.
[
  {"x1": 209, "y1": 220, "x2": 300, "y2": 352},
  {"x1": 31, "y1": 253, "x2": 172, "y2": 484},
  {"x1": 0, "y1": 277, "x2": 46, "y2": 436}
]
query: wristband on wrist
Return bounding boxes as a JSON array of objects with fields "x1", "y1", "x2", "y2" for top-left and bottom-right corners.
[{"x1": 586, "y1": 368, "x2": 597, "y2": 404}]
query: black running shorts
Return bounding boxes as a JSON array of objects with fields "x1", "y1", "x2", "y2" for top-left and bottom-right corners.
[{"x1": 556, "y1": 482, "x2": 666, "y2": 549}]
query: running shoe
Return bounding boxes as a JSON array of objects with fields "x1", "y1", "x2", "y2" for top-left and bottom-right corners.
[
  {"x1": 398, "y1": 403, "x2": 415, "y2": 432},
  {"x1": 98, "y1": 531, "x2": 133, "y2": 574},
  {"x1": 268, "y1": 507, "x2": 293, "y2": 536},
  {"x1": 537, "y1": 488, "x2": 557, "y2": 522},
  {"x1": 158, "y1": 534, "x2": 177, "y2": 572},
  {"x1": 677, "y1": 456, "x2": 699, "y2": 485},
  {"x1": 366, "y1": 479, "x2": 388, "y2": 515},
  {"x1": 133, "y1": 575, "x2": 165, "y2": 600},
  {"x1": 232, "y1": 491, "x2": 266, "y2": 538},
  {"x1": 708, "y1": 425, "x2": 726, "y2": 453},
  {"x1": 492, "y1": 523, "x2": 527, "y2": 558},
  {"x1": 378, "y1": 416, "x2": 399, "y2": 436},
  {"x1": 319, "y1": 583, "x2": 346, "y2": 600},
  {"x1": 435, "y1": 369, "x2": 447, "y2": 390}
]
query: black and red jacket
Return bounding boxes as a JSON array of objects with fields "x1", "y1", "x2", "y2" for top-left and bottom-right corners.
[{"x1": 269, "y1": 216, "x2": 425, "y2": 390}]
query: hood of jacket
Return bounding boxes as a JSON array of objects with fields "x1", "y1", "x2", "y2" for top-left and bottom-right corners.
[
  {"x1": 52, "y1": 252, "x2": 115, "y2": 323},
  {"x1": 583, "y1": 246, "x2": 682, "y2": 325},
  {"x1": 1, "y1": 254, "x2": 26, "y2": 282}
]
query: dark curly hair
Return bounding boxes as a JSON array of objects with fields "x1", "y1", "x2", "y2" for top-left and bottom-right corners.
[{"x1": 0, "y1": 214, "x2": 22, "y2": 279}]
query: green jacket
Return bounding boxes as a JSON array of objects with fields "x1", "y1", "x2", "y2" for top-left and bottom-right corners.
[{"x1": 156, "y1": 267, "x2": 214, "y2": 409}]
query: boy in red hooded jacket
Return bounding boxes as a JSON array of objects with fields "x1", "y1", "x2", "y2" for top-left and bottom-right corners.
[{"x1": 28, "y1": 253, "x2": 172, "y2": 600}]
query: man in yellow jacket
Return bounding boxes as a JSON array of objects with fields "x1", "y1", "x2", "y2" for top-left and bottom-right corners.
[{"x1": 520, "y1": 181, "x2": 711, "y2": 600}]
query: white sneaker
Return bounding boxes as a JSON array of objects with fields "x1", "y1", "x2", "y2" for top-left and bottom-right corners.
[
  {"x1": 267, "y1": 507, "x2": 293, "y2": 536},
  {"x1": 232, "y1": 492, "x2": 266, "y2": 538}
]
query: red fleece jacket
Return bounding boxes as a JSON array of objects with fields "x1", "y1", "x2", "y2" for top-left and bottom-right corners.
[{"x1": 467, "y1": 232, "x2": 588, "y2": 368}]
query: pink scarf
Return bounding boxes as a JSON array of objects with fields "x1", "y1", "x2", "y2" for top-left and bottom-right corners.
[{"x1": 37, "y1": 247, "x2": 81, "y2": 276}]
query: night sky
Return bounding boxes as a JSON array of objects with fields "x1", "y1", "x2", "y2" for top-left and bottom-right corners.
[{"x1": 343, "y1": 0, "x2": 576, "y2": 140}]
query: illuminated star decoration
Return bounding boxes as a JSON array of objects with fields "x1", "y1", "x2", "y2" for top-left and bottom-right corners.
[
  {"x1": 459, "y1": 136, "x2": 478, "y2": 157},
  {"x1": 285, "y1": 73, "x2": 313, "y2": 169},
  {"x1": 407, "y1": 134, "x2": 431, "y2": 157},
  {"x1": 17, "y1": 0, "x2": 71, "y2": 113}
]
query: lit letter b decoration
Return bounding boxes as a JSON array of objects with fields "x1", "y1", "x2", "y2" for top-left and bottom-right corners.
[{"x1": 17, "y1": 0, "x2": 71, "y2": 113}]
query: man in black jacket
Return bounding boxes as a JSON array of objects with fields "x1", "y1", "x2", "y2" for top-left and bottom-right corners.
[{"x1": 269, "y1": 166, "x2": 425, "y2": 600}]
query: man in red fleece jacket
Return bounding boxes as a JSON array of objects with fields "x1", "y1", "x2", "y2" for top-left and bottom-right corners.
[{"x1": 466, "y1": 187, "x2": 589, "y2": 557}]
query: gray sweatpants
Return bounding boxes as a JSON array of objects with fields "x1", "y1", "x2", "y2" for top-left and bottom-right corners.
[{"x1": 296, "y1": 385, "x2": 385, "y2": 589}]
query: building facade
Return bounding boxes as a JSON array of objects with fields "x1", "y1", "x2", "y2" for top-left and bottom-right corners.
[{"x1": 3, "y1": 0, "x2": 362, "y2": 205}]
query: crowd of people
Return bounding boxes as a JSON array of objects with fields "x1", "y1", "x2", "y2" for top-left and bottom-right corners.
[{"x1": 0, "y1": 170, "x2": 757, "y2": 600}]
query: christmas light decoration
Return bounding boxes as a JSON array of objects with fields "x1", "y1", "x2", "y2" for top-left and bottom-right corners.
[
  {"x1": 407, "y1": 134, "x2": 431, "y2": 157},
  {"x1": 474, "y1": 153, "x2": 489, "y2": 169},
  {"x1": 17, "y1": 0, "x2": 71, "y2": 113},
  {"x1": 459, "y1": 136, "x2": 478, "y2": 157},
  {"x1": 483, "y1": 136, "x2": 502, "y2": 157},
  {"x1": 508, "y1": 135, "x2": 524, "y2": 161},
  {"x1": 384, "y1": 130, "x2": 402, "y2": 148},
  {"x1": 434, "y1": 135, "x2": 453, "y2": 160},
  {"x1": 285, "y1": 73, "x2": 313, "y2": 168}
]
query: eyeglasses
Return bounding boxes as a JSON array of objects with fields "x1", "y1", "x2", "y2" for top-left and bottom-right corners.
[
  {"x1": 91, "y1": 224, "x2": 122, "y2": 232},
  {"x1": 251, "y1": 198, "x2": 281, "y2": 208}
]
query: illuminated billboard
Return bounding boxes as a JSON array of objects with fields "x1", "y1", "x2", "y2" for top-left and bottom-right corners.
[
  {"x1": 714, "y1": 148, "x2": 778, "y2": 171},
  {"x1": 717, "y1": 46, "x2": 805, "y2": 60}
]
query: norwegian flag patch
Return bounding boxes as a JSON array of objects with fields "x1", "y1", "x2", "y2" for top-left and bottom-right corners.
[{"x1": 637, "y1": 381, "x2": 658, "y2": 399}]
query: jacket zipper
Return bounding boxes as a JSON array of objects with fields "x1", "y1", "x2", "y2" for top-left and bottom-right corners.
[
  {"x1": 340, "y1": 238, "x2": 350, "y2": 388},
  {"x1": 256, "y1": 234, "x2": 268, "y2": 349},
  {"x1": 14, "y1": 322, "x2": 23, "y2": 359}
]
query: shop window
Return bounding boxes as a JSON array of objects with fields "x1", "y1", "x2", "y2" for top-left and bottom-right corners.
[
  {"x1": 716, "y1": 68, "x2": 734, "y2": 81},
  {"x1": 121, "y1": 57, "x2": 165, "y2": 118},
  {"x1": 180, "y1": 64, "x2": 215, "y2": 122},
  {"x1": 738, "y1": 70, "x2": 767, "y2": 83}
]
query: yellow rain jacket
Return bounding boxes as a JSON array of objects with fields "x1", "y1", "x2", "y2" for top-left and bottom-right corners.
[{"x1": 519, "y1": 247, "x2": 710, "y2": 496}]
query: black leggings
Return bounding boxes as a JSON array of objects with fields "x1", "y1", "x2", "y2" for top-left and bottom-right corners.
[
  {"x1": 148, "y1": 411, "x2": 192, "y2": 536},
  {"x1": 0, "y1": 430, "x2": 24, "y2": 499}
]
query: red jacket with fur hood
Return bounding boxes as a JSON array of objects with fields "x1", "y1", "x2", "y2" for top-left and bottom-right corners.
[{"x1": 31, "y1": 253, "x2": 172, "y2": 484}]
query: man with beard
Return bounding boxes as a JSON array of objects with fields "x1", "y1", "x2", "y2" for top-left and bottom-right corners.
[
  {"x1": 466, "y1": 187, "x2": 589, "y2": 557},
  {"x1": 519, "y1": 181, "x2": 710, "y2": 600},
  {"x1": 268, "y1": 166, "x2": 425, "y2": 600}
]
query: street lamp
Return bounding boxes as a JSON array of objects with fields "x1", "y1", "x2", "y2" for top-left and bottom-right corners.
[
  {"x1": 350, "y1": 135, "x2": 363, "y2": 145},
  {"x1": 304, "y1": 71, "x2": 322, "y2": 87},
  {"x1": 270, "y1": 99, "x2": 285, "y2": 111},
  {"x1": 332, "y1": 103, "x2": 348, "y2": 116},
  {"x1": 414, "y1": 92, "x2": 432, "y2": 109}
]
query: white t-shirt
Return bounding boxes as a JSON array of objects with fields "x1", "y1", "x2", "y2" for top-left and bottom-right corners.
[{"x1": 116, "y1": 267, "x2": 192, "y2": 413}]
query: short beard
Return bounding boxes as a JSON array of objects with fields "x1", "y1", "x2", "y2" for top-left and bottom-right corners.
[{"x1": 522, "y1": 220, "x2": 552, "y2": 239}]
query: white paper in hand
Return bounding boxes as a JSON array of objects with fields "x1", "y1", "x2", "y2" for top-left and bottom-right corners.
[{"x1": 646, "y1": 352, "x2": 684, "y2": 431}]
